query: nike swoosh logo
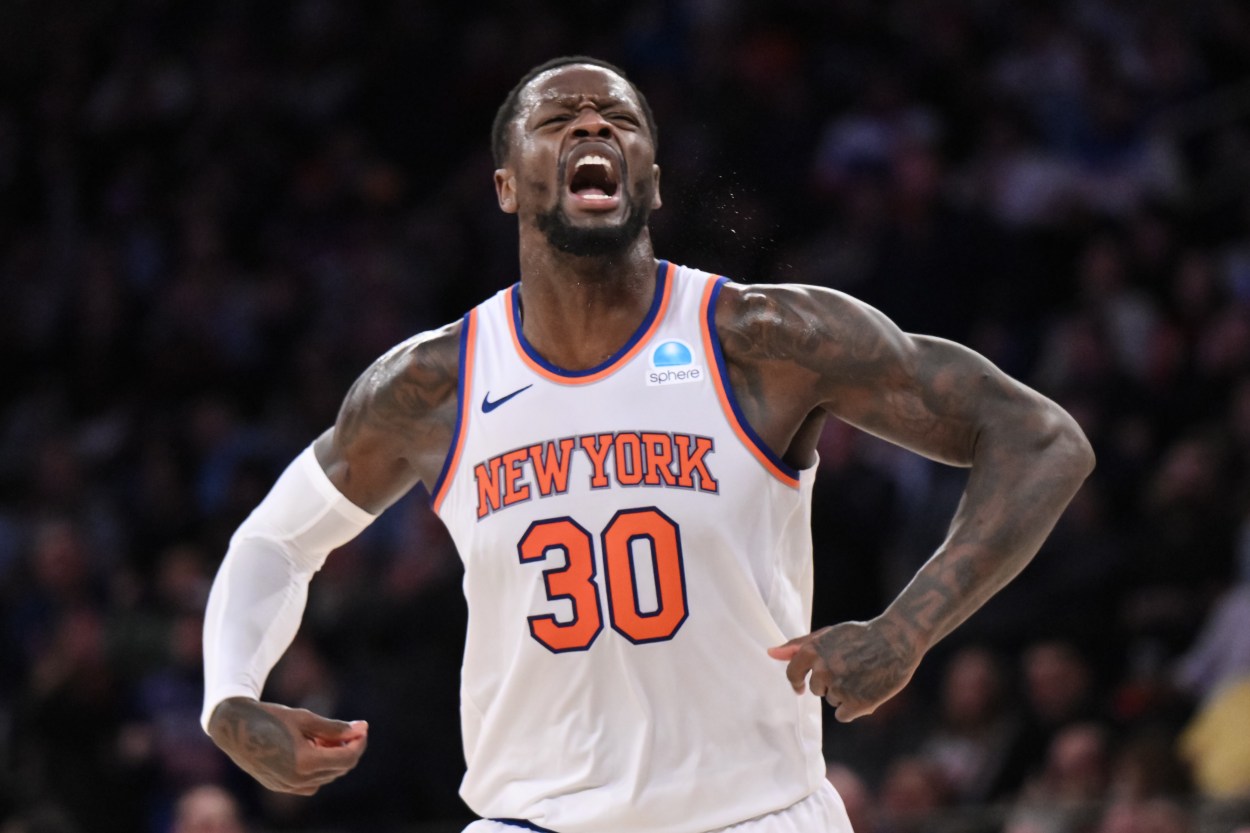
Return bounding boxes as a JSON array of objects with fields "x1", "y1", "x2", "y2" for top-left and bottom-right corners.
[{"x1": 481, "y1": 384, "x2": 533, "y2": 413}]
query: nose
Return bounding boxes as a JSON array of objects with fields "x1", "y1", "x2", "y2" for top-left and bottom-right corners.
[{"x1": 571, "y1": 106, "x2": 613, "y2": 140}]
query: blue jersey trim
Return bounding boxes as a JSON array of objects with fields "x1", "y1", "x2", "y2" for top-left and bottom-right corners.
[
  {"x1": 510, "y1": 260, "x2": 669, "y2": 378},
  {"x1": 429, "y1": 310, "x2": 472, "y2": 504},
  {"x1": 493, "y1": 820, "x2": 560, "y2": 833},
  {"x1": 704, "y1": 277, "x2": 802, "y2": 481}
]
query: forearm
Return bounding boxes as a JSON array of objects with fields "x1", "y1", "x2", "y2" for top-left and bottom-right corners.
[
  {"x1": 201, "y1": 446, "x2": 376, "y2": 731},
  {"x1": 753, "y1": 286, "x2": 1095, "y2": 717},
  {"x1": 881, "y1": 407, "x2": 1094, "y2": 653},
  {"x1": 202, "y1": 535, "x2": 316, "y2": 730}
]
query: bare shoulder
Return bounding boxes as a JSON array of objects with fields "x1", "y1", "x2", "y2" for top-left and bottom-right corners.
[
  {"x1": 319, "y1": 319, "x2": 464, "y2": 512},
  {"x1": 706, "y1": 281, "x2": 905, "y2": 461},
  {"x1": 337, "y1": 319, "x2": 463, "y2": 443},
  {"x1": 715, "y1": 280, "x2": 1084, "y2": 468},
  {"x1": 713, "y1": 281, "x2": 914, "y2": 407}
]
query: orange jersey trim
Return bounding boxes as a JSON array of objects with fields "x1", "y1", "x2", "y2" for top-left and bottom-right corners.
[
  {"x1": 506, "y1": 261, "x2": 676, "y2": 385},
  {"x1": 699, "y1": 277, "x2": 801, "y2": 489},
  {"x1": 432, "y1": 308, "x2": 478, "y2": 514}
]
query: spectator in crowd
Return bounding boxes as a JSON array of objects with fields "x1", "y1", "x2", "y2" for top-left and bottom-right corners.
[
  {"x1": 1107, "y1": 729, "x2": 1191, "y2": 802},
  {"x1": 170, "y1": 785, "x2": 246, "y2": 833},
  {"x1": 1175, "y1": 533, "x2": 1250, "y2": 705},
  {"x1": 1173, "y1": 519, "x2": 1250, "y2": 799},
  {"x1": 825, "y1": 763, "x2": 876, "y2": 833},
  {"x1": 1005, "y1": 722, "x2": 1113, "y2": 833},
  {"x1": 1094, "y1": 798, "x2": 1195, "y2": 833},
  {"x1": 874, "y1": 757, "x2": 953, "y2": 833},
  {"x1": 917, "y1": 645, "x2": 1024, "y2": 803}
]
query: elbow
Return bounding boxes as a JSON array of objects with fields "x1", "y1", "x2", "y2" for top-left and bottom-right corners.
[
  {"x1": 1045, "y1": 408, "x2": 1096, "y2": 482},
  {"x1": 1075, "y1": 426, "x2": 1096, "y2": 477},
  {"x1": 1067, "y1": 425, "x2": 1096, "y2": 481}
]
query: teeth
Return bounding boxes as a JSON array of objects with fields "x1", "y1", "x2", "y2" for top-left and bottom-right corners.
[
  {"x1": 581, "y1": 193, "x2": 613, "y2": 201},
  {"x1": 575, "y1": 154, "x2": 613, "y2": 172}
]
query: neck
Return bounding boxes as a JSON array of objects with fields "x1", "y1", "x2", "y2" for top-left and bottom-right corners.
[{"x1": 515, "y1": 229, "x2": 659, "y2": 371}]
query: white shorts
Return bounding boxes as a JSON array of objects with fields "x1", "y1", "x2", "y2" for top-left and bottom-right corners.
[{"x1": 462, "y1": 780, "x2": 854, "y2": 833}]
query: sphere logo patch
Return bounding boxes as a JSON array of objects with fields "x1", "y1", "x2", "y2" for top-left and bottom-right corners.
[{"x1": 647, "y1": 340, "x2": 704, "y2": 386}]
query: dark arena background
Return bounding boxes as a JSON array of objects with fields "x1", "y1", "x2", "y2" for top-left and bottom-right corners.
[{"x1": 2, "y1": 1, "x2": 1250, "y2": 831}]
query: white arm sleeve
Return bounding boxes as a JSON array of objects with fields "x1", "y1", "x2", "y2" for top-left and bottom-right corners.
[{"x1": 201, "y1": 445, "x2": 377, "y2": 732}]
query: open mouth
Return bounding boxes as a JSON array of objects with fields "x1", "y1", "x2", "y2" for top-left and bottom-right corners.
[{"x1": 567, "y1": 152, "x2": 620, "y2": 202}]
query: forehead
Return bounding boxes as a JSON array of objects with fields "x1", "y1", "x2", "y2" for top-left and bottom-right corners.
[{"x1": 517, "y1": 65, "x2": 642, "y2": 116}]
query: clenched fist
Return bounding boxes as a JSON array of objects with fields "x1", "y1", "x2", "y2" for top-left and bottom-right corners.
[{"x1": 208, "y1": 697, "x2": 369, "y2": 795}]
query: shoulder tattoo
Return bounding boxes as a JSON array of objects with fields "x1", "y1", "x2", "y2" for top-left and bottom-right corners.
[{"x1": 337, "y1": 322, "x2": 463, "y2": 446}]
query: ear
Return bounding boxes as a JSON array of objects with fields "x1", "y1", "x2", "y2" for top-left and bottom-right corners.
[
  {"x1": 494, "y1": 168, "x2": 518, "y2": 214},
  {"x1": 650, "y1": 164, "x2": 662, "y2": 210}
]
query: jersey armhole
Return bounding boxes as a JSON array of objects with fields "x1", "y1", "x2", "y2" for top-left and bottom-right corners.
[
  {"x1": 430, "y1": 308, "x2": 478, "y2": 513},
  {"x1": 698, "y1": 277, "x2": 802, "y2": 489}
]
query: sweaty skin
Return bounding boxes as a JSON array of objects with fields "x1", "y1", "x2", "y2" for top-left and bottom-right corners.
[{"x1": 207, "y1": 63, "x2": 1094, "y2": 793}]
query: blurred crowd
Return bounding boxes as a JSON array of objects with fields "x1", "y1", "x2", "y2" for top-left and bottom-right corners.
[{"x1": 2, "y1": 0, "x2": 1250, "y2": 831}]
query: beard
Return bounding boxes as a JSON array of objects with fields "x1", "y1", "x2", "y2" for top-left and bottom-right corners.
[{"x1": 535, "y1": 180, "x2": 654, "y2": 258}]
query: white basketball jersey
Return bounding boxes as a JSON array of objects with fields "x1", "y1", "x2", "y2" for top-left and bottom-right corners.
[{"x1": 432, "y1": 261, "x2": 824, "y2": 833}]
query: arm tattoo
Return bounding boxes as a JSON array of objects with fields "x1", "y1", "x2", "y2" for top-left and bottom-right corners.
[
  {"x1": 817, "y1": 619, "x2": 913, "y2": 703},
  {"x1": 715, "y1": 284, "x2": 985, "y2": 465},
  {"x1": 889, "y1": 553, "x2": 986, "y2": 643},
  {"x1": 329, "y1": 323, "x2": 463, "y2": 496},
  {"x1": 338, "y1": 327, "x2": 461, "y2": 446},
  {"x1": 718, "y1": 282, "x2": 1094, "y2": 660},
  {"x1": 212, "y1": 700, "x2": 296, "y2": 780}
]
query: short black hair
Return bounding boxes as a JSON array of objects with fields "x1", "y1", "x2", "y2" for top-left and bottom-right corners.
[{"x1": 491, "y1": 55, "x2": 658, "y2": 167}]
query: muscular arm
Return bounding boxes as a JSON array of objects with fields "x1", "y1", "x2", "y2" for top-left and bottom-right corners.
[
  {"x1": 315, "y1": 320, "x2": 463, "y2": 512},
  {"x1": 204, "y1": 321, "x2": 462, "y2": 792},
  {"x1": 718, "y1": 283, "x2": 1095, "y2": 719}
]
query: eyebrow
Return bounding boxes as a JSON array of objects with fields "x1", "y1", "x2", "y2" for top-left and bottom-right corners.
[{"x1": 533, "y1": 95, "x2": 632, "y2": 110}]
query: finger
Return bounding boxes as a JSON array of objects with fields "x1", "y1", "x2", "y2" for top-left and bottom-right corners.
[
  {"x1": 809, "y1": 668, "x2": 833, "y2": 699},
  {"x1": 302, "y1": 735, "x2": 368, "y2": 768},
  {"x1": 821, "y1": 682, "x2": 846, "y2": 710},
  {"x1": 310, "y1": 730, "x2": 369, "y2": 749},
  {"x1": 784, "y1": 652, "x2": 814, "y2": 693},
  {"x1": 294, "y1": 770, "x2": 354, "y2": 790},
  {"x1": 259, "y1": 774, "x2": 319, "y2": 795},
  {"x1": 300, "y1": 711, "x2": 369, "y2": 741},
  {"x1": 833, "y1": 701, "x2": 870, "y2": 723},
  {"x1": 267, "y1": 765, "x2": 351, "y2": 794},
  {"x1": 767, "y1": 632, "x2": 812, "y2": 658},
  {"x1": 293, "y1": 756, "x2": 365, "y2": 782},
  {"x1": 767, "y1": 644, "x2": 803, "y2": 661},
  {"x1": 303, "y1": 765, "x2": 361, "y2": 781}
]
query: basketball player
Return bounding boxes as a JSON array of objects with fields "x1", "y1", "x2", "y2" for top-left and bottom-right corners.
[{"x1": 201, "y1": 57, "x2": 1094, "y2": 833}]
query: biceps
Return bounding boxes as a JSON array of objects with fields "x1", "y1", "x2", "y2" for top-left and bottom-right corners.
[
  {"x1": 315, "y1": 424, "x2": 423, "y2": 514},
  {"x1": 823, "y1": 336, "x2": 1017, "y2": 467}
]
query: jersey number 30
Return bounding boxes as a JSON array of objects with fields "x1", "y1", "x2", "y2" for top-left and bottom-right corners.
[{"x1": 517, "y1": 507, "x2": 688, "y2": 652}]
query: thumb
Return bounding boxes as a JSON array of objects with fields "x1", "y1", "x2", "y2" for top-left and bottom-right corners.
[
  {"x1": 300, "y1": 711, "x2": 368, "y2": 742},
  {"x1": 767, "y1": 633, "x2": 810, "y2": 660}
]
